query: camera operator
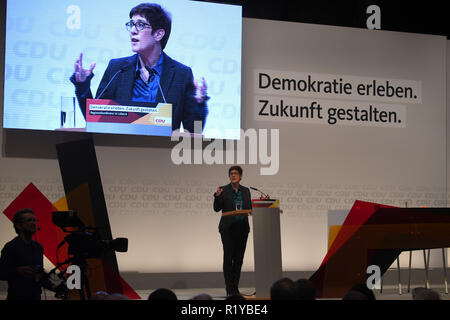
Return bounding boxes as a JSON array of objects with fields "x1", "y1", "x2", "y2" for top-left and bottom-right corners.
[{"x1": 0, "y1": 208, "x2": 65, "y2": 300}]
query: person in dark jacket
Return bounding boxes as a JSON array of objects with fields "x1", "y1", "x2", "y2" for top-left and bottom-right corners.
[
  {"x1": 71, "y1": 3, "x2": 208, "y2": 133},
  {"x1": 0, "y1": 209, "x2": 62, "y2": 300},
  {"x1": 213, "y1": 166, "x2": 252, "y2": 296}
]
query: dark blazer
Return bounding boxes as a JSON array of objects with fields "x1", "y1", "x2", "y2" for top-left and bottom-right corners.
[
  {"x1": 71, "y1": 52, "x2": 208, "y2": 133},
  {"x1": 213, "y1": 184, "x2": 252, "y2": 233},
  {"x1": 0, "y1": 237, "x2": 47, "y2": 300}
]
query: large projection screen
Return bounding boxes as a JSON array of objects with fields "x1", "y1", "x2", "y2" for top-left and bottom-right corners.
[{"x1": 3, "y1": 0, "x2": 242, "y2": 139}]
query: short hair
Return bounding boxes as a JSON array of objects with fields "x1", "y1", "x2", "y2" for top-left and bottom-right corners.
[
  {"x1": 130, "y1": 3, "x2": 172, "y2": 50},
  {"x1": 90, "y1": 291, "x2": 110, "y2": 300},
  {"x1": 228, "y1": 166, "x2": 243, "y2": 176},
  {"x1": 190, "y1": 293, "x2": 213, "y2": 300},
  {"x1": 147, "y1": 288, "x2": 178, "y2": 300},
  {"x1": 414, "y1": 288, "x2": 441, "y2": 300},
  {"x1": 13, "y1": 208, "x2": 34, "y2": 234},
  {"x1": 348, "y1": 283, "x2": 376, "y2": 300},
  {"x1": 106, "y1": 293, "x2": 129, "y2": 300},
  {"x1": 411, "y1": 287, "x2": 426, "y2": 300},
  {"x1": 295, "y1": 279, "x2": 316, "y2": 300},
  {"x1": 342, "y1": 290, "x2": 368, "y2": 300},
  {"x1": 270, "y1": 277, "x2": 297, "y2": 300}
]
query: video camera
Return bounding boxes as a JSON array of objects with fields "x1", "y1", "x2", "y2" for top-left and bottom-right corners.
[
  {"x1": 52, "y1": 211, "x2": 128, "y2": 259},
  {"x1": 47, "y1": 211, "x2": 128, "y2": 300}
]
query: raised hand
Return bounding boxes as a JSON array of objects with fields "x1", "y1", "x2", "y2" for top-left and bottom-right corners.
[
  {"x1": 74, "y1": 52, "x2": 96, "y2": 83},
  {"x1": 194, "y1": 77, "x2": 208, "y2": 103}
]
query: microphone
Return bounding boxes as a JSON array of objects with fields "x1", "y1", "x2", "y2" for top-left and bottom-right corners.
[
  {"x1": 250, "y1": 186, "x2": 269, "y2": 199},
  {"x1": 146, "y1": 66, "x2": 167, "y2": 103},
  {"x1": 96, "y1": 61, "x2": 133, "y2": 99}
]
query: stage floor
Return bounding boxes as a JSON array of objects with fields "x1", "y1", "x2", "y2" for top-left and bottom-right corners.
[{"x1": 1, "y1": 285, "x2": 449, "y2": 300}]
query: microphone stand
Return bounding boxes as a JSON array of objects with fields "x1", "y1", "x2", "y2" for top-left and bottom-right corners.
[{"x1": 250, "y1": 187, "x2": 270, "y2": 199}]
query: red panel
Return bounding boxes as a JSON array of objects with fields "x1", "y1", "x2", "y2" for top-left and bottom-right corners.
[
  {"x1": 87, "y1": 99, "x2": 143, "y2": 123},
  {"x1": 251, "y1": 199, "x2": 276, "y2": 207},
  {"x1": 311, "y1": 200, "x2": 450, "y2": 297},
  {"x1": 320, "y1": 201, "x2": 395, "y2": 267},
  {"x1": 102, "y1": 260, "x2": 141, "y2": 299},
  {"x1": 3, "y1": 183, "x2": 66, "y2": 266}
]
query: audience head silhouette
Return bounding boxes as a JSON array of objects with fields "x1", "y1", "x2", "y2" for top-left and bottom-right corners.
[
  {"x1": 147, "y1": 288, "x2": 178, "y2": 300},
  {"x1": 342, "y1": 290, "x2": 369, "y2": 300},
  {"x1": 106, "y1": 293, "x2": 129, "y2": 300},
  {"x1": 190, "y1": 293, "x2": 213, "y2": 300},
  {"x1": 270, "y1": 277, "x2": 297, "y2": 300},
  {"x1": 89, "y1": 291, "x2": 110, "y2": 300},
  {"x1": 413, "y1": 288, "x2": 440, "y2": 300},
  {"x1": 342, "y1": 283, "x2": 376, "y2": 300},
  {"x1": 295, "y1": 278, "x2": 316, "y2": 300}
]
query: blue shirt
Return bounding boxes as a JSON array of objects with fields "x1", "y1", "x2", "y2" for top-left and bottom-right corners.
[
  {"x1": 231, "y1": 183, "x2": 245, "y2": 222},
  {"x1": 132, "y1": 53, "x2": 164, "y2": 102}
]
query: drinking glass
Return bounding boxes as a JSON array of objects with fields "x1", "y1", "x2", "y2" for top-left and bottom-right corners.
[{"x1": 61, "y1": 97, "x2": 76, "y2": 128}]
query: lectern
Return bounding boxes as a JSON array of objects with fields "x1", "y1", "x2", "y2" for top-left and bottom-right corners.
[
  {"x1": 221, "y1": 200, "x2": 283, "y2": 298},
  {"x1": 252, "y1": 199, "x2": 283, "y2": 298}
]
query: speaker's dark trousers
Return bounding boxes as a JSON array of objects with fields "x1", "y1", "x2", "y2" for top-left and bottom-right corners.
[{"x1": 220, "y1": 221, "x2": 249, "y2": 295}]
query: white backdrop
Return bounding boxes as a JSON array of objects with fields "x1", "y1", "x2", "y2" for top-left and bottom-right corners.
[{"x1": 0, "y1": 18, "x2": 448, "y2": 273}]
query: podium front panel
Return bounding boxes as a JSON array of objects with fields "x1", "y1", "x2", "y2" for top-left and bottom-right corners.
[{"x1": 252, "y1": 207, "x2": 282, "y2": 298}]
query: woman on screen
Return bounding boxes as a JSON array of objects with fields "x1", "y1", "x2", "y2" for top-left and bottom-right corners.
[{"x1": 70, "y1": 2, "x2": 209, "y2": 133}]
